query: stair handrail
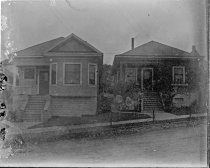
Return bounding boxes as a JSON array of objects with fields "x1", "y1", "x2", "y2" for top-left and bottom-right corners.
[
  {"x1": 44, "y1": 99, "x2": 50, "y2": 111},
  {"x1": 138, "y1": 91, "x2": 144, "y2": 112},
  {"x1": 20, "y1": 95, "x2": 29, "y2": 111},
  {"x1": 42, "y1": 96, "x2": 51, "y2": 121}
]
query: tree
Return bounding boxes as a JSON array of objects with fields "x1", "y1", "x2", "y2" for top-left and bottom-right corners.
[{"x1": 99, "y1": 64, "x2": 114, "y2": 94}]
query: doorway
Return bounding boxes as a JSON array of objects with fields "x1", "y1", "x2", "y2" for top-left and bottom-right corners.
[
  {"x1": 141, "y1": 68, "x2": 153, "y2": 91},
  {"x1": 39, "y1": 71, "x2": 49, "y2": 95}
]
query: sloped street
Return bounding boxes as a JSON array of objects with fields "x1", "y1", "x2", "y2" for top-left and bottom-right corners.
[{"x1": 1, "y1": 123, "x2": 207, "y2": 167}]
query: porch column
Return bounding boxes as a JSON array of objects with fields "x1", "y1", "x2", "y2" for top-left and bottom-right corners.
[
  {"x1": 120, "y1": 62, "x2": 124, "y2": 82},
  {"x1": 120, "y1": 63, "x2": 125, "y2": 82},
  {"x1": 12, "y1": 67, "x2": 16, "y2": 112}
]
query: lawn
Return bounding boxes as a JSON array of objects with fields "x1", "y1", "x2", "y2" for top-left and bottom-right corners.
[
  {"x1": 29, "y1": 112, "x2": 151, "y2": 129},
  {"x1": 165, "y1": 106, "x2": 202, "y2": 116}
]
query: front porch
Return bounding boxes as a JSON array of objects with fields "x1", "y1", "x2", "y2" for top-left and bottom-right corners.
[
  {"x1": 10, "y1": 65, "x2": 51, "y2": 121},
  {"x1": 113, "y1": 58, "x2": 202, "y2": 114},
  {"x1": 14, "y1": 65, "x2": 50, "y2": 95},
  {"x1": 114, "y1": 57, "x2": 200, "y2": 92},
  {"x1": 116, "y1": 62, "x2": 173, "y2": 92}
]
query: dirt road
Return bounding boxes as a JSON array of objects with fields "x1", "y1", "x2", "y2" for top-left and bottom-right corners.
[{"x1": 1, "y1": 124, "x2": 207, "y2": 167}]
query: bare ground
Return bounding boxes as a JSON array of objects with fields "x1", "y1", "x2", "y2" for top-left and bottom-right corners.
[{"x1": 1, "y1": 122, "x2": 207, "y2": 167}]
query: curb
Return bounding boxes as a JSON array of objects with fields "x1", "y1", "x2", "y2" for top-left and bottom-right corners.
[
  {"x1": 24, "y1": 113, "x2": 207, "y2": 133},
  {"x1": 13, "y1": 115, "x2": 207, "y2": 143}
]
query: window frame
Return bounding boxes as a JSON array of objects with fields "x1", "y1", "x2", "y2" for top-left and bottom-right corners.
[
  {"x1": 50, "y1": 63, "x2": 57, "y2": 85},
  {"x1": 116, "y1": 71, "x2": 120, "y2": 83},
  {"x1": 63, "y1": 62, "x2": 82, "y2": 85},
  {"x1": 88, "y1": 63, "x2": 97, "y2": 86},
  {"x1": 172, "y1": 66, "x2": 186, "y2": 84},
  {"x1": 23, "y1": 67, "x2": 35, "y2": 80},
  {"x1": 125, "y1": 67, "x2": 138, "y2": 84}
]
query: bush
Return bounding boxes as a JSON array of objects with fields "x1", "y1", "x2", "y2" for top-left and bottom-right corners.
[
  {"x1": 113, "y1": 81, "x2": 141, "y2": 99},
  {"x1": 168, "y1": 100, "x2": 200, "y2": 115},
  {"x1": 160, "y1": 91, "x2": 176, "y2": 111},
  {"x1": 164, "y1": 106, "x2": 173, "y2": 112},
  {"x1": 98, "y1": 94, "x2": 112, "y2": 114}
]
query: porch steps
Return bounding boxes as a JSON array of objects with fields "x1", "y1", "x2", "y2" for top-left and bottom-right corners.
[
  {"x1": 143, "y1": 92, "x2": 163, "y2": 111},
  {"x1": 24, "y1": 95, "x2": 46, "y2": 121}
]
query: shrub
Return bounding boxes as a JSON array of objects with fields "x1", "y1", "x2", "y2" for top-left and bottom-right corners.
[
  {"x1": 98, "y1": 94, "x2": 112, "y2": 114},
  {"x1": 160, "y1": 90, "x2": 177, "y2": 111},
  {"x1": 112, "y1": 81, "x2": 142, "y2": 112},
  {"x1": 113, "y1": 81, "x2": 141, "y2": 99}
]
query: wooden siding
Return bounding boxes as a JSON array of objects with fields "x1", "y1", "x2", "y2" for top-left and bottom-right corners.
[
  {"x1": 49, "y1": 57, "x2": 99, "y2": 97},
  {"x1": 50, "y1": 96, "x2": 97, "y2": 116},
  {"x1": 13, "y1": 57, "x2": 49, "y2": 66}
]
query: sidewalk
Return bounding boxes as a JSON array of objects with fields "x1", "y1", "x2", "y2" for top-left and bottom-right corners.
[{"x1": 4, "y1": 111, "x2": 207, "y2": 142}]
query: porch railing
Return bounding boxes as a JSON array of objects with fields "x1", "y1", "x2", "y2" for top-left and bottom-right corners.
[{"x1": 14, "y1": 86, "x2": 37, "y2": 95}]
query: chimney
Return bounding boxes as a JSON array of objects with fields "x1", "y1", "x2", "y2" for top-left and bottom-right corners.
[
  {"x1": 131, "y1": 38, "x2": 134, "y2": 50},
  {"x1": 191, "y1": 45, "x2": 199, "y2": 56}
]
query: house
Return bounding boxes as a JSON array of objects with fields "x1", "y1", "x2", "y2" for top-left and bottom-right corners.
[
  {"x1": 112, "y1": 39, "x2": 206, "y2": 111},
  {"x1": 11, "y1": 33, "x2": 103, "y2": 121}
]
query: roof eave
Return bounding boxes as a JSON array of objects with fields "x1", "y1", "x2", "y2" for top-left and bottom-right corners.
[
  {"x1": 14, "y1": 55, "x2": 43, "y2": 58},
  {"x1": 44, "y1": 52, "x2": 102, "y2": 57},
  {"x1": 115, "y1": 55, "x2": 203, "y2": 59}
]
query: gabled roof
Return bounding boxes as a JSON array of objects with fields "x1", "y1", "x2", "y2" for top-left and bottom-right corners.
[
  {"x1": 118, "y1": 41, "x2": 192, "y2": 57},
  {"x1": 46, "y1": 33, "x2": 103, "y2": 54},
  {"x1": 14, "y1": 33, "x2": 102, "y2": 57},
  {"x1": 15, "y1": 37, "x2": 64, "y2": 57}
]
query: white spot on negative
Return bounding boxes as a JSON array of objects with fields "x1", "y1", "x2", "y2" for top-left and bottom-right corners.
[
  {"x1": 1, "y1": 16, "x2": 8, "y2": 31},
  {"x1": 50, "y1": 0, "x2": 56, "y2": 6}
]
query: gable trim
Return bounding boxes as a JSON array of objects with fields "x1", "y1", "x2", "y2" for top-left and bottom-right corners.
[{"x1": 44, "y1": 33, "x2": 102, "y2": 54}]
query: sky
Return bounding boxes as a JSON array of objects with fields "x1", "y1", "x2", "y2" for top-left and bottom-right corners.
[{"x1": 1, "y1": 0, "x2": 207, "y2": 64}]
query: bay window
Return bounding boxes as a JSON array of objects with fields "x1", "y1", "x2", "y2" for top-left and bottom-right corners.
[
  {"x1": 89, "y1": 64, "x2": 97, "y2": 85},
  {"x1": 51, "y1": 63, "x2": 57, "y2": 85},
  {"x1": 64, "y1": 63, "x2": 81, "y2": 84}
]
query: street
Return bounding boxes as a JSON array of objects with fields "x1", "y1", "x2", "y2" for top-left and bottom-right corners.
[{"x1": 1, "y1": 124, "x2": 207, "y2": 167}]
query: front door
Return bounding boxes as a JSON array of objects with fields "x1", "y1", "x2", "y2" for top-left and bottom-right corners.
[
  {"x1": 39, "y1": 71, "x2": 49, "y2": 95},
  {"x1": 142, "y1": 68, "x2": 153, "y2": 91}
]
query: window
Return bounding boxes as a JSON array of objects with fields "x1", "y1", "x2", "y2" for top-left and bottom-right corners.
[
  {"x1": 24, "y1": 68, "x2": 35, "y2": 79},
  {"x1": 173, "y1": 66, "x2": 185, "y2": 84},
  {"x1": 64, "y1": 63, "x2": 81, "y2": 84},
  {"x1": 51, "y1": 64, "x2": 57, "y2": 85},
  {"x1": 125, "y1": 68, "x2": 137, "y2": 83},
  {"x1": 89, "y1": 64, "x2": 97, "y2": 85}
]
